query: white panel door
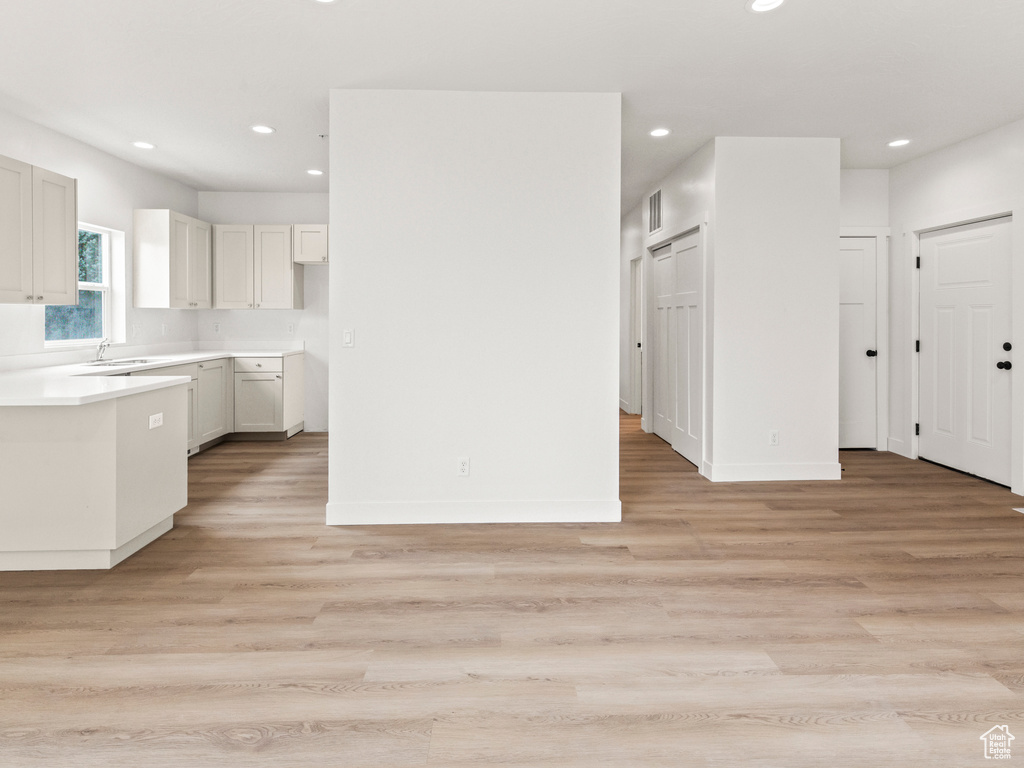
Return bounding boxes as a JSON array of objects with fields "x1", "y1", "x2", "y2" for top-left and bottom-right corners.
[
  {"x1": 190, "y1": 218, "x2": 212, "y2": 309},
  {"x1": 168, "y1": 212, "x2": 192, "y2": 309},
  {"x1": 0, "y1": 155, "x2": 33, "y2": 303},
  {"x1": 253, "y1": 225, "x2": 292, "y2": 309},
  {"x1": 651, "y1": 244, "x2": 674, "y2": 443},
  {"x1": 31, "y1": 167, "x2": 77, "y2": 306},
  {"x1": 839, "y1": 237, "x2": 878, "y2": 448},
  {"x1": 235, "y1": 372, "x2": 284, "y2": 432},
  {"x1": 669, "y1": 230, "x2": 702, "y2": 467},
  {"x1": 920, "y1": 217, "x2": 1012, "y2": 485},
  {"x1": 213, "y1": 224, "x2": 254, "y2": 309}
]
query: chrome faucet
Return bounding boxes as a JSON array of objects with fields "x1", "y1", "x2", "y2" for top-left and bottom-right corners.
[{"x1": 95, "y1": 338, "x2": 110, "y2": 362}]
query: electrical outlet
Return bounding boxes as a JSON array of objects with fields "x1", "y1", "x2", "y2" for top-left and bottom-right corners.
[
  {"x1": 457, "y1": 457, "x2": 470, "y2": 477},
  {"x1": 769, "y1": 430, "x2": 779, "y2": 447},
  {"x1": 161, "y1": 323, "x2": 169, "y2": 336},
  {"x1": 149, "y1": 413, "x2": 164, "y2": 429},
  {"x1": 213, "y1": 322, "x2": 221, "y2": 333},
  {"x1": 287, "y1": 323, "x2": 295, "y2": 334}
]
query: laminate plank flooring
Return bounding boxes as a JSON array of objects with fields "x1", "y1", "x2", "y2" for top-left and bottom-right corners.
[{"x1": 2, "y1": 414, "x2": 1024, "y2": 766}]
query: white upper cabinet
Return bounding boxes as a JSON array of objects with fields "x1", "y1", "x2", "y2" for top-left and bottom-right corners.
[
  {"x1": 213, "y1": 224, "x2": 303, "y2": 309},
  {"x1": 213, "y1": 224, "x2": 253, "y2": 309},
  {"x1": 134, "y1": 209, "x2": 213, "y2": 309},
  {"x1": 292, "y1": 224, "x2": 328, "y2": 264},
  {"x1": 0, "y1": 154, "x2": 77, "y2": 305}
]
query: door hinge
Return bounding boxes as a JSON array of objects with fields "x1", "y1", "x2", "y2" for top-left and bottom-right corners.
[
  {"x1": 915, "y1": 340, "x2": 920, "y2": 352},
  {"x1": 915, "y1": 423, "x2": 920, "y2": 436},
  {"x1": 916, "y1": 256, "x2": 920, "y2": 269}
]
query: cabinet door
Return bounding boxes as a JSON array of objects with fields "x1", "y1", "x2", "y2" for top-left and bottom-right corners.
[
  {"x1": 185, "y1": 379, "x2": 198, "y2": 451},
  {"x1": 168, "y1": 211, "x2": 191, "y2": 309},
  {"x1": 254, "y1": 225, "x2": 293, "y2": 309},
  {"x1": 213, "y1": 224, "x2": 254, "y2": 309},
  {"x1": 31, "y1": 167, "x2": 77, "y2": 306},
  {"x1": 198, "y1": 358, "x2": 232, "y2": 442},
  {"x1": 190, "y1": 218, "x2": 212, "y2": 309},
  {"x1": 292, "y1": 224, "x2": 328, "y2": 264},
  {"x1": 234, "y1": 372, "x2": 284, "y2": 432},
  {"x1": 0, "y1": 155, "x2": 33, "y2": 303}
]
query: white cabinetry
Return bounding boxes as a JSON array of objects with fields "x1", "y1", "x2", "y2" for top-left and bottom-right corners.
[
  {"x1": 0, "y1": 154, "x2": 78, "y2": 305},
  {"x1": 292, "y1": 224, "x2": 328, "y2": 264},
  {"x1": 134, "y1": 209, "x2": 212, "y2": 309},
  {"x1": 198, "y1": 358, "x2": 233, "y2": 443},
  {"x1": 234, "y1": 354, "x2": 304, "y2": 435},
  {"x1": 213, "y1": 225, "x2": 303, "y2": 309}
]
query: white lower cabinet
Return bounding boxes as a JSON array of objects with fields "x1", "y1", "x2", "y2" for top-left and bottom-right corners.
[
  {"x1": 129, "y1": 354, "x2": 302, "y2": 450},
  {"x1": 198, "y1": 358, "x2": 233, "y2": 443},
  {"x1": 234, "y1": 354, "x2": 304, "y2": 434},
  {"x1": 235, "y1": 371, "x2": 284, "y2": 431}
]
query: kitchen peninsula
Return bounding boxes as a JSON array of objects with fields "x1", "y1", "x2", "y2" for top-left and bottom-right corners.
[{"x1": 0, "y1": 350, "x2": 303, "y2": 571}]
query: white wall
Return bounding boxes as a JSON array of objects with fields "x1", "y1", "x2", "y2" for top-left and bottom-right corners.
[
  {"x1": 328, "y1": 89, "x2": 621, "y2": 524},
  {"x1": 0, "y1": 109, "x2": 199, "y2": 367},
  {"x1": 888, "y1": 117, "x2": 1024, "y2": 492},
  {"x1": 710, "y1": 138, "x2": 841, "y2": 480},
  {"x1": 197, "y1": 192, "x2": 330, "y2": 431},
  {"x1": 841, "y1": 169, "x2": 889, "y2": 228}
]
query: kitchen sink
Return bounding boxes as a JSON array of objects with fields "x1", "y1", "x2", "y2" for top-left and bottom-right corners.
[{"x1": 85, "y1": 358, "x2": 171, "y2": 366}]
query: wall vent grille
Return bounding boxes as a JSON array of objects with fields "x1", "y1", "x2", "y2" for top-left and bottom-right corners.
[{"x1": 649, "y1": 190, "x2": 662, "y2": 234}]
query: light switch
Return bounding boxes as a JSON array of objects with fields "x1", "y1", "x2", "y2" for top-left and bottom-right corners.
[{"x1": 342, "y1": 329, "x2": 355, "y2": 348}]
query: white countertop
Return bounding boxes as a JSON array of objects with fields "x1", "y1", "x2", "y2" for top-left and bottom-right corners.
[{"x1": 0, "y1": 349, "x2": 303, "y2": 407}]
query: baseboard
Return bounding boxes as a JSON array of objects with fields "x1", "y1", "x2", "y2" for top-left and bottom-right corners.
[
  {"x1": 887, "y1": 437, "x2": 909, "y2": 458},
  {"x1": 326, "y1": 499, "x2": 622, "y2": 526},
  {"x1": 0, "y1": 516, "x2": 173, "y2": 572},
  {"x1": 619, "y1": 398, "x2": 629, "y2": 412},
  {"x1": 704, "y1": 462, "x2": 842, "y2": 482}
]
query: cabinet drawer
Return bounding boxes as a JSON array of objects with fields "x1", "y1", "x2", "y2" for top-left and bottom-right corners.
[
  {"x1": 133, "y1": 363, "x2": 199, "y2": 380},
  {"x1": 233, "y1": 357, "x2": 282, "y2": 373}
]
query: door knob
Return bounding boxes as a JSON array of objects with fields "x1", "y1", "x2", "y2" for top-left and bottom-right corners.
[
  {"x1": 865, "y1": 350, "x2": 877, "y2": 357},
  {"x1": 1004, "y1": 342, "x2": 1013, "y2": 351},
  {"x1": 997, "y1": 361, "x2": 1013, "y2": 370}
]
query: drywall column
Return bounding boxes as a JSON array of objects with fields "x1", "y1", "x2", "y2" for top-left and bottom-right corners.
[
  {"x1": 327, "y1": 90, "x2": 621, "y2": 524},
  {"x1": 706, "y1": 137, "x2": 841, "y2": 481}
]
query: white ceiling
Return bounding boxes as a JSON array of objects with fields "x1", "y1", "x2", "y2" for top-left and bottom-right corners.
[{"x1": 3, "y1": 0, "x2": 1023, "y2": 212}]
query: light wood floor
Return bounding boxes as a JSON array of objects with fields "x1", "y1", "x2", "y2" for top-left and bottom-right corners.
[{"x1": 2, "y1": 414, "x2": 1024, "y2": 767}]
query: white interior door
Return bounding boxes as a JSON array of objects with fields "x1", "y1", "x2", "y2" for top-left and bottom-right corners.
[
  {"x1": 839, "y1": 237, "x2": 878, "y2": 448},
  {"x1": 669, "y1": 230, "x2": 702, "y2": 467},
  {"x1": 651, "y1": 244, "x2": 674, "y2": 442},
  {"x1": 630, "y1": 257, "x2": 643, "y2": 415},
  {"x1": 919, "y1": 217, "x2": 1012, "y2": 485}
]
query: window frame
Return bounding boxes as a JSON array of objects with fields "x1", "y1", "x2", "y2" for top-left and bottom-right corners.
[{"x1": 44, "y1": 223, "x2": 114, "y2": 348}]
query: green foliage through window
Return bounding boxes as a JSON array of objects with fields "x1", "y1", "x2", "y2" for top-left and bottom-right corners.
[
  {"x1": 78, "y1": 229, "x2": 103, "y2": 283},
  {"x1": 45, "y1": 227, "x2": 108, "y2": 343}
]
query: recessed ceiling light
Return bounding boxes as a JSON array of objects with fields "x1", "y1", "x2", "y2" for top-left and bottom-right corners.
[
  {"x1": 307, "y1": 169, "x2": 324, "y2": 176},
  {"x1": 251, "y1": 125, "x2": 276, "y2": 134},
  {"x1": 132, "y1": 141, "x2": 156, "y2": 150},
  {"x1": 650, "y1": 128, "x2": 671, "y2": 137},
  {"x1": 888, "y1": 139, "x2": 911, "y2": 147},
  {"x1": 746, "y1": 0, "x2": 785, "y2": 11}
]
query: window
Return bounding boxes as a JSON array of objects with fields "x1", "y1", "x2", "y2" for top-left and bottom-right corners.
[{"x1": 45, "y1": 226, "x2": 112, "y2": 344}]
